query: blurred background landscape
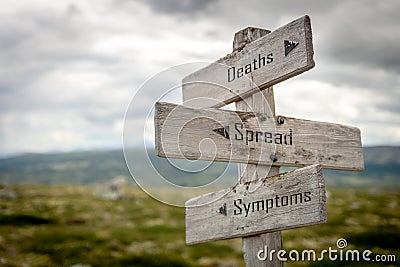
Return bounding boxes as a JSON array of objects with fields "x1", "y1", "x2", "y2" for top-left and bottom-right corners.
[
  {"x1": 1, "y1": 146, "x2": 400, "y2": 189},
  {"x1": 0, "y1": 146, "x2": 399, "y2": 266}
]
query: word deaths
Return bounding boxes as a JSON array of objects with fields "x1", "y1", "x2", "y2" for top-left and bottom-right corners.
[{"x1": 228, "y1": 53, "x2": 273, "y2": 82}]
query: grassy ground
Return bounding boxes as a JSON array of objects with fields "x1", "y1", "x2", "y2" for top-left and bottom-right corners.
[{"x1": 0, "y1": 185, "x2": 398, "y2": 267}]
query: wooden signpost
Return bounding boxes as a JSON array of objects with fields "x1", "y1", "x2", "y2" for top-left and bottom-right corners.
[{"x1": 153, "y1": 15, "x2": 364, "y2": 266}]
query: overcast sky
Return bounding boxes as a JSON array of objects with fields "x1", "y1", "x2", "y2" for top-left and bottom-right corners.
[{"x1": 1, "y1": 0, "x2": 399, "y2": 157}]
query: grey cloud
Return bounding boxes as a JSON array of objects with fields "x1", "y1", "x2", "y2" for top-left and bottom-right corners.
[
  {"x1": 316, "y1": 0, "x2": 400, "y2": 73},
  {"x1": 209, "y1": 0, "x2": 400, "y2": 74},
  {"x1": 376, "y1": 100, "x2": 400, "y2": 118},
  {"x1": 142, "y1": 0, "x2": 216, "y2": 16},
  {"x1": 0, "y1": 5, "x2": 99, "y2": 89},
  {"x1": 1, "y1": 23, "x2": 94, "y2": 64}
]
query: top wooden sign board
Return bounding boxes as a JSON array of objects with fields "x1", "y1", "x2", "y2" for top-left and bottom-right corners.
[{"x1": 182, "y1": 15, "x2": 314, "y2": 108}]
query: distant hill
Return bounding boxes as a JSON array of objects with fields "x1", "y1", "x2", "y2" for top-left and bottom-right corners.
[
  {"x1": 0, "y1": 150, "x2": 131, "y2": 185},
  {"x1": 323, "y1": 146, "x2": 400, "y2": 188},
  {"x1": 0, "y1": 146, "x2": 399, "y2": 189},
  {"x1": 0, "y1": 149, "x2": 233, "y2": 187}
]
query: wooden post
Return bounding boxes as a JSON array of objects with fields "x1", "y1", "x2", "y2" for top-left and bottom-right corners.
[{"x1": 234, "y1": 27, "x2": 284, "y2": 267}]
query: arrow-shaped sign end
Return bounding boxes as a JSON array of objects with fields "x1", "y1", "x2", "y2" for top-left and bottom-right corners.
[
  {"x1": 218, "y1": 203, "x2": 227, "y2": 216},
  {"x1": 213, "y1": 126, "x2": 230, "y2": 139},
  {"x1": 284, "y1": 40, "x2": 299, "y2": 56}
]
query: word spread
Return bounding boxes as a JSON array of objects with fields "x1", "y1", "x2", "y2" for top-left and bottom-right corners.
[{"x1": 234, "y1": 123, "x2": 293, "y2": 145}]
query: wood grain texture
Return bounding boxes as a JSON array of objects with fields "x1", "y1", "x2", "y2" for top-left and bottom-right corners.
[
  {"x1": 154, "y1": 102, "x2": 364, "y2": 171},
  {"x1": 234, "y1": 28, "x2": 283, "y2": 267},
  {"x1": 237, "y1": 89, "x2": 283, "y2": 267},
  {"x1": 233, "y1": 27, "x2": 271, "y2": 51},
  {"x1": 182, "y1": 15, "x2": 314, "y2": 108},
  {"x1": 185, "y1": 164, "x2": 327, "y2": 245}
]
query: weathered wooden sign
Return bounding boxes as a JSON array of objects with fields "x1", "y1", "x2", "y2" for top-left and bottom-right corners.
[
  {"x1": 186, "y1": 164, "x2": 326, "y2": 244},
  {"x1": 155, "y1": 102, "x2": 364, "y2": 171},
  {"x1": 152, "y1": 16, "x2": 364, "y2": 267},
  {"x1": 182, "y1": 15, "x2": 314, "y2": 108}
]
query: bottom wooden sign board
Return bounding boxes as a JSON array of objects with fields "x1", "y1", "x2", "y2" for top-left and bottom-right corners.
[{"x1": 186, "y1": 164, "x2": 326, "y2": 245}]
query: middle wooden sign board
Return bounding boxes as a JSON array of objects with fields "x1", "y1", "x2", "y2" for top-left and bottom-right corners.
[{"x1": 155, "y1": 102, "x2": 364, "y2": 171}]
